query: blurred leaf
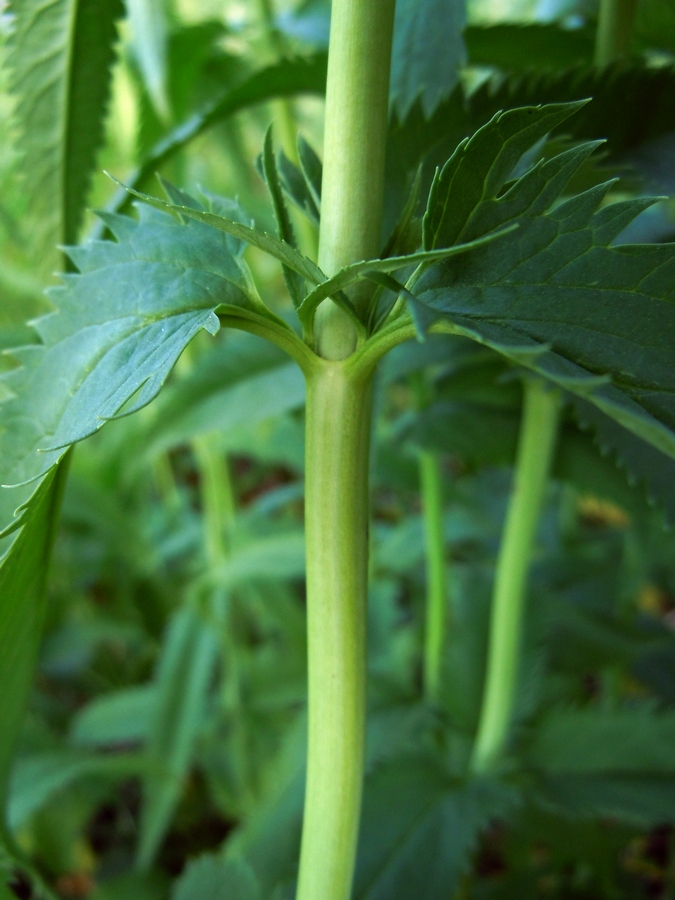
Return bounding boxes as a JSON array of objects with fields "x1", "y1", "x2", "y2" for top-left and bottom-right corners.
[
  {"x1": 0, "y1": 460, "x2": 68, "y2": 819},
  {"x1": 92, "y1": 871, "x2": 170, "y2": 900},
  {"x1": 112, "y1": 54, "x2": 328, "y2": 217},
  {"x1": 70, "y1": 685, "x2": 155, "y2": 748},
  {"x1": 171, "y1": 854, "x2": 261, "y2": 900},
  {"x1": 127, "y1": 0, "x2": 170, "y2": 122},
  {"x1": 415, "y1": 103, "x2": 675, "y2": 461},
  {"x1": 137, "y1": 605, "x2": 219, "y2": 868},
  {"x1": 354, "y1": 757, "x2": 518, "y2": 899},
  {"x1": 465, "y1": 23, "x2": 594, "y2": 71},
  {"x1": 209, "y1": 533, "x2": 306, "y2": 591},
  {"x1": 7, "y1": 0, "x2": 123, "y2": 261},
  {"x1": 8, "y1": 750, "x2": 144, "y2": 832},
  {"x1": 390, "y1": 0, "x2": 465, "y2": 120}
]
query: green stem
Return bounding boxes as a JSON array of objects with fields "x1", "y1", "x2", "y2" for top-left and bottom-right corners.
[
  {"x1": 297, "y1": 360, "x2": 373, "y2": 900},
  {"x1": 193, "y1": 433, "x2": 236, "y2": 568},
  {"x1": 471, "y1": 380, "x2": 560, "y2": 773},
  {"x1": 314, "y1": 0, "x2": 397, "y2": 360},
  {"x1": 420, "y1": 451, "x2": 448, "y2": 701},
  {"x1": 595, "y1": 0, "x2": 638, "y2": 66}
]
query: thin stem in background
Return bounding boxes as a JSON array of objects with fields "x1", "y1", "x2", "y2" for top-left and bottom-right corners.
[
  {"x1": 595, "y1": 0, "x2": 639, "y2": 66},
  {"x1": 470, "y1": 380, "x2": 560, "y2": 773},
  {"x1": 419, "y1": 450, "x2": 449, "y2": 702}
]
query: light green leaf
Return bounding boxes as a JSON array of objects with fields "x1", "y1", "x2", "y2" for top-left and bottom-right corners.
[
  {"x1": 390, "y1": 0, "x2": 465, "y2": 120},
  {"x1": 0, "y1": 198, "x2": 267, "y2": 490},
  {"x1": 137, "y1": 605, "x2": 219, "y2": 869},
  {"x1": 0, "y1": 460, "x2": 68, "y2": 818},
  {"x1": 115, "y1": 179, "x2": 326, "y2": 287},
  {"x1": 171, "y1": 854, "x2": 261, "y2": 900},
  {"x1": 127, "y1": 0, "x2": 170, "y2": 121},
  {"x1": 413, "y1": 103, "x2": 675, "y2": 460},
  {"x1": 261, "y1": 128, "x2": 305, "y2": 307},
  {"x1": 7, "y1": 0, "x2": 123, "y2": 261},
  {"x1": 207, "y1": 533, "x2": 307, "y2": 592},
  {"x1": 112, "y1": 54, "x2": 328, "y2": 217}
]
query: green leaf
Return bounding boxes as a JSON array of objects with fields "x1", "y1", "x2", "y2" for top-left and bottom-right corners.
[
  {"x1": 261, "y1": 128, "x2": 305, "y2": 307},
  {"x1": 206, "y1": 532, "x2": 307, "y2": 592},
  {"x1": 297, "y1": 136, "x2": 323, "y2": 212},
  {"x1": 390, "y1": 0, "x2": 465, "y2": 120},
  {"x1": 112, "y1": 53, "x2": 328, "y2": 216},
  {"x1": 354, "y1": 758, "x2": 518, "y2": 899},
  {"x1": 69, "y1": 685, "x2": 155, "y2": 748},
  {"x1": 536, "y1": 775, "x2": 675, "y2": 828},
  {"x1": 8, "y1": 750, "x2": 144, "y2": 832},
  {"x1": 0, "y1": 198, "x2": 264, "y2": 490},
  {"x1": 465, "y1": 23, "x2": 595, "y2": 72},
  {"x1": 296, "y1": 229, "x2": 515, "y2": 327},
  {"x1": 127, "y1": 0, "x2": 170, "y2": 121},
  {"x1": 137, "y1": 605, "x2": 219, "y2": 869},
  {"x1": 572, "y1": 397, "x2": 675, "y2": 524},
  {"x1": 7, "y1": 0, "x2": 123, "y2": 259},
  {"x1": 276, "y1": 151, "x2": 321, "y2": 225},
  {"x1": 116, "y1": 179, "x2": 326, "y2": 287},
  {"x1": 525, "y1": 706, "x2": 675, "y2": 775},
  {"x1": 0, "y1": 460, "x2": 68, "y2": 819},
  {"x1": 413, "y1": 103, "x2": 675, "y2": 460},
  {"x1": 171, "y1": 854, "x2": 261, "y2": 900}
]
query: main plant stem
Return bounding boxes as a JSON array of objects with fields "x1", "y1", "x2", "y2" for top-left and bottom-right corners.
[
  {"x1": 595, "y1": 0, "x2": 638, "y2": 66},
  {"x1": 420, "y1": 451, "x2": 448, "y2": 701},
  {"x1": 471, "y1": 381, "x2": 560, "y2": 773},
  {"x1": 297, "y1": 0, "x2": 395, "y2": 897}
]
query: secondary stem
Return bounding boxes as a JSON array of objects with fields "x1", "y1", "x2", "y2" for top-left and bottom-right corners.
[
  {"x1": 595, "y1": 0, "x2": 638, "y2": 66},
  {"x1": 420, "y1": 451, "x2": 448, "y2": 701},
  {"x1": 297, "y1": 361, "x2": 373, "y2": 900},
  {"x1": 471, "y1": 380, "x2": 560, "y2": 773}
]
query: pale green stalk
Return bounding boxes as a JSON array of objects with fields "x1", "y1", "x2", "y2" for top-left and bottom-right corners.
[
  {"x1": 296, "y1": 1, "x2": 396, "y2": 898},
  {"x1": 420, "y1": 450, "x2": 448, "y2": 701},
  {"x1": 471, "y1": 381, "x2": 560, "y2": 773},
  {"x1": 193, "y1": 433, "x2": 236, "y2": 568},
  {"x1": 595, "y1": 0, "x2": 638, "y2": 66}
]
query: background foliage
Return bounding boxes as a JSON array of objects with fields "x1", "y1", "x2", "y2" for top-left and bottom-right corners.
[{"x1": 2, "y1": 0, "x2": 675, "y2": 897}]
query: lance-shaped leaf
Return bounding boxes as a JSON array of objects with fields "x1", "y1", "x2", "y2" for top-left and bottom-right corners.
[
  {"x1": 413, "y1": 103, "x2": 675, "y2": 460},
  {"x1": 7, "y1": 0, "x2": 123, "y2": 260},
  {"x1": 0, "y1": 460, "x2": 69, "y2": 820},
  {"x1": 0, "y1": 198, "x2": 272, "y2": 490},
  {"x1": 111, "y1": 53, "x2": 328, "y2": 217}
]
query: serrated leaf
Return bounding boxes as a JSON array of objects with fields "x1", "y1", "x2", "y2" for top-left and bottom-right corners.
[
  {"x1": 127, "y1": 0, "x2": 170, "y2": 121},
  {"x1": 0, "y1": 461, "x2": 68, "y2": 818},
  {"x1": 537, "y1": 775, "x2": 675, "y2": 828},
  {"x1": 413, "y1": 103, "x2": 675, "y2": 460},
  {"x1": 390, "y1": 0, "x2": 465, "y2": 120},
  {"x1": 572, "y1": 397, "x2": 675, "y2": 524},
  {"x1": 111, "y1": 54, "x2": 328, "y2": 217},
  {"x1": 0, "y1": 199, "x2": 267, "y2": 490},
  {"x1": 354, "y1": 758, "x2": 518, "y2": 900},
  {"x1": 137, "y1": 605, "x2": 219, "y2": 869},
  {"x1": 296, "y1": 228, "x2": 515, "y2": 326},
  {"x1": 297, "y1": 136, "x2": 322, "y2": 211},
  {"x1": 116, "y1": 179, "x2": 326, "y2": 287},
  {"x1": 261, "y1": 128, "x2": 305, "y2": 307},
  {"x1": 276, "y1": 151, "x2": 320, "y2": 225},
  {"x1": 171, "y1": 854, "x2": 261, "y2": 900},
  {"x1": 7, "y1": 0, "x2": 123, "y2": 261}
]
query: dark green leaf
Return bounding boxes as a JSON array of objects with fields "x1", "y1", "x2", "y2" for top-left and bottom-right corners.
[
  {"x1": 0, "y1": 460, "x2": 68, "y2": 817},
  {"x1": 390, "y1": 0, "x2": 465, "y2": 120},
  {"x1": 414, "y1": 104, "x2": 675, "y2": 460},
  {"x1": 171, "y1": 854, "x2": 261, "y2": 900},
  {"x1": 465, "y1": 24, "x2": 594, "y2": 72},
  {"x1": 297, "y1": 136, "x2": 323, "y2": 211},
  {"x1": 354, "y1": 758, "x2": 518, "y2": 899},
  {"x1": 276, "y1": 152, "x2": 320, "y2": 225},
  {"x1": 7, "y1": 0, "x2": 123, "y2": 258}
]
